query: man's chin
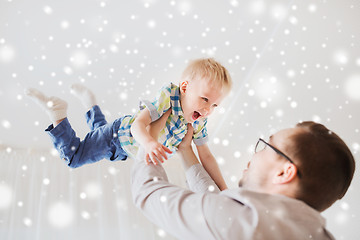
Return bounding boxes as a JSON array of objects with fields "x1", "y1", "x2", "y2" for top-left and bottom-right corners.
[{"x1": 238, "y1": 177, "x2": 251, "y2": 189}]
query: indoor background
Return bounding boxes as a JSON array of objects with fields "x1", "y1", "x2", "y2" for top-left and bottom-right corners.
[{"x1": 0, "y1": 0, "x2": 359, "y2": 239}]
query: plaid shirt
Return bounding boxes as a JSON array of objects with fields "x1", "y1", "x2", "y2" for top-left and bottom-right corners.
[{"x1": 118, "y1": 82, "x2": 208, "y2": 159}]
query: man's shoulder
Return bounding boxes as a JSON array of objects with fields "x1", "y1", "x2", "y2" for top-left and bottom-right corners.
[
  {"x1": 219, "y1": 188, "x2": 325, "y2": 222},
  {"x1": 221, "y1": 188, "x2": 310, "y2": 209},
  {"x1": 208, "y1": 189, "x2": 333, "y2": 239}
]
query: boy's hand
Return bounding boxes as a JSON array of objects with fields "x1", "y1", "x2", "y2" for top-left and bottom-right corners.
[
  {"x1": 146, "y1": 109, "x2": 172, "y2": 165},
  {"x1": 145, "y1": 140, "x2": 172, "y2": 165}
]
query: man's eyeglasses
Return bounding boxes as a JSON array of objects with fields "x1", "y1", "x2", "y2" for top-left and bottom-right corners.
[{"x1": 255, "y1": 138, "x2": 301, "y2": 178}]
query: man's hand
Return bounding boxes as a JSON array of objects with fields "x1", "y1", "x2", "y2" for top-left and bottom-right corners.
[
  {"x1": 178, "y1": 124, "x2": 194, "y2": 151},
  {"x1": 177, "y1": 124, "x2": 201, "y2": 170}
]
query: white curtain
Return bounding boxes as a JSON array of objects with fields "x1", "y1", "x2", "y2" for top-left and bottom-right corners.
[{"x1": 0, "y1": 145, "x2": 186, "y2": 240}]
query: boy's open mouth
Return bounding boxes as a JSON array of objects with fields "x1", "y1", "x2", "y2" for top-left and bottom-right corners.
[{"x1": 192, "y1": 111, "x2": 201, "y2": 121}]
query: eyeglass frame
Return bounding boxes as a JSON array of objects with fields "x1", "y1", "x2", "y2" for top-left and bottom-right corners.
[{"x1": 255, "y1": 138, "x2": 302, "y2": 178}]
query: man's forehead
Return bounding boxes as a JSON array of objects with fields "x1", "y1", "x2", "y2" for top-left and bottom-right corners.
[
  {"x1": 269, "y1": 128, "x2": 299, "y2": 143},
  {"x1": 268, "y1": 135, "x2": 277, "y2": 145}
]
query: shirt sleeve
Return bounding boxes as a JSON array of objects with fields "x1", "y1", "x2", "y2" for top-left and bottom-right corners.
[
  {"x1": 131, "y1": 148, "x2": 222, "y2": 240},
  {"x1": 192, "y1": 118, "x2": 209, "y2": 146},
  {"x1": 139, "y1": 84, "x2": 172, "y2": 122},
  {"x1": 185, "y1": 164, "x2": 220, "y2": 193}
]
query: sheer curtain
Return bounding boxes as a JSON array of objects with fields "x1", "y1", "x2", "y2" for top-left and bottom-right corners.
[{"x1": 0, "y1": 145, "x2": 186, "y2": 240}]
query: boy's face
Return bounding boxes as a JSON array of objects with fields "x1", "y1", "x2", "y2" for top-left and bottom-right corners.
[{"x1": 179, "y1": 78, "x2": 227, "y2": 123}]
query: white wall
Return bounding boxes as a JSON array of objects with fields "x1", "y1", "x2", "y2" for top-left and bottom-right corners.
[{"x1": 1, "y1": 0, "x2": 359, "y2": 239}]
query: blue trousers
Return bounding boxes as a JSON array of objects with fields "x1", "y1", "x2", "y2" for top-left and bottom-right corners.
[{"x1": 46, "y1": 105, "x2": 127, "y2": 168}]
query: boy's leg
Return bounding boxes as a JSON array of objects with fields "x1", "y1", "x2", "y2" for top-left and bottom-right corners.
[
  {"x1": 70, "y1": 83, "x2": 97, "y2": 111},
  {"x1": 85, "y1": 105, "x2": 108, "y2": 130},
  {"x1": 26, "y1": 88, "x2": 126, "y2": 168},
  {"x1": 70, "y1": 83, "x2": 107, "y2": 130},
  {"x1": 46, "y1": 118, "x2": 127, "y2": 168},
  {"x1": 25, "y1": 88, "x2": 68, "y2": 127}
]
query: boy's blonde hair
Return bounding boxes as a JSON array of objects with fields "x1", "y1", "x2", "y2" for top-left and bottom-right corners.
[{"x1": 181, "y1": 58, "x2": 232, "y2": 93}]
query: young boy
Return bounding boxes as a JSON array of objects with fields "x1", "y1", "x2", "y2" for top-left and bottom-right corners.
[{"x1": 26, "y1": 58, "x2": 232, "y2": 190}]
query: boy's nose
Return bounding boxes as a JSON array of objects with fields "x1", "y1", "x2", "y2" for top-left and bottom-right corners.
[{"x1": 203, "y1": 107, "x2": 211, "y2": 116}]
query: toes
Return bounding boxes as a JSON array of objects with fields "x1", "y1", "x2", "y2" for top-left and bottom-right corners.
[{"x1": 25, "y1": 88, "x2": 49, "y2": 102}]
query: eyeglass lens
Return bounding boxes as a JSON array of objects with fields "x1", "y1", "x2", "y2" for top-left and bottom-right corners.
[{"x1": 255, "y1": 139, "x2": 266, "y2": 153}]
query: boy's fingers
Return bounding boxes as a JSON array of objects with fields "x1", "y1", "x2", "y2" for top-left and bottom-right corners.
[
  {"x1": 159, "y1": 148, "x2": 168, "y2": 160},
  {"x1": 150, "y1": 152, "x2": 158, "y2": 165},
  {"x1": 148, "y1": 154, "x2": 153, "y2": 165},
  {"x1": 145, "y1": 154, "x2": 150, "y2": 165},
  {"x1": 162, "y1": 145, "x2": 172, "y2": 154},
  {"x1": 155, "y1": 151, "x2": 164, "y2": 163}
]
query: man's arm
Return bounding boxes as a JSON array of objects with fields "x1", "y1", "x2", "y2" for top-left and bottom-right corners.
[
  {"x1": 131, "y1": 116, "x2": 221, "y2": 239},
  {"x1": 131, "y1": 148, "x2": 219, "y2": 240},
  {"x1": 177, "y1": 124, "x2": 221, "y2": 193},
  {"x1": 196, "y1": 143, "x2": 228, "y2": 190}
]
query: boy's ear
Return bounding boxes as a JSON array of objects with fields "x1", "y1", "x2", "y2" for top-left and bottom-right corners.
[{"x1": 180, "y1": 81, "x2": 189, "y2": 93}]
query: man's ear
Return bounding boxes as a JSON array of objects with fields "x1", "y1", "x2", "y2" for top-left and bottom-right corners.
[
  {"x1": 272, "y1": 162, "x2": 298, "y2": 184},
  {"x1": 180, "y1": 81, "x2": 189, "y2": 94}
]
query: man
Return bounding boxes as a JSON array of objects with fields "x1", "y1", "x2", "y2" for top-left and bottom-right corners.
[{"x1": 131, "y1": 111, "x2": 355, "y2": 240}]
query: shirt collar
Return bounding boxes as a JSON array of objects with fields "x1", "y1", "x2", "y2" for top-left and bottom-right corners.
[
  {"x1": 170, "y1": 83, "x2": 187, "y2": 123},
  {"x1": 222, "y1": 188, "x2": 327, "y2": 227}
]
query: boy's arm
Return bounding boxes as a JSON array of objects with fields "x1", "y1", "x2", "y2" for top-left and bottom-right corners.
[
  {"x1": 131, "y1": 109, "x2": 171, "y2": 164},
  {"x1": 196, "y1": 144, "x2": 228, "y2": 190}
]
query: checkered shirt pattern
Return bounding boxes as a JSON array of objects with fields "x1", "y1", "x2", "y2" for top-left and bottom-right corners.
[{"x1": 118, "y1": 82, "x2": 208, "y2": 159}]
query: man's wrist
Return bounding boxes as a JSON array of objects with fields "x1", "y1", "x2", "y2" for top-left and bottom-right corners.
[
  {"x1": 178, "y1": 146, "x2": 200, "y2": 170},
  {"x1": 178, "y1": 146, "x2": 193, "y2": 155}
]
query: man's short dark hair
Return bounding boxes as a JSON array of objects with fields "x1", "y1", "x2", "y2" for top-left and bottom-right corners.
[{"x1": 289, "y1": 121, "x2": 355, "y2": 211}]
